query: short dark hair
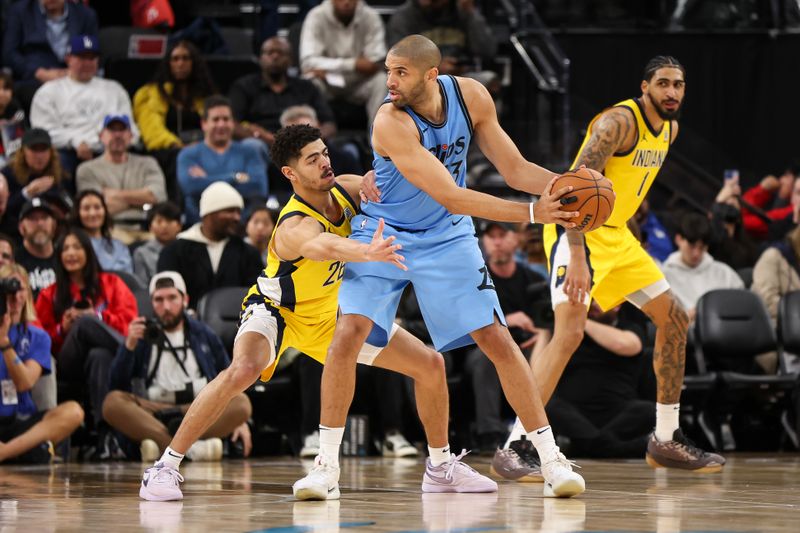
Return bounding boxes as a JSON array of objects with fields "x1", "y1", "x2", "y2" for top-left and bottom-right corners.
[
  {"x1": 643, "y1": 55, "x2": 685, "y2": 82},
  {"x1": 677, "y1": 212, "x2": 710, "y2": 244},
  {"x1": 147, "y1": 201, "x2": 182, "y2": 226},
  {"x1": 202, "y1": 95, "x2": 232, "y2": 119},
  {"x1": 0, "y1": 71, "x2": 13, "y2": 90},
  {"x1": 271, "y1": 124, "x2": 322, "y2": 169}
]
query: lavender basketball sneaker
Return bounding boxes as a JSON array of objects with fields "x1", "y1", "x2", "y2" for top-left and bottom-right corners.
[
  {"x1": 139, "y1": 463, "x2": 184, "y2": 501},
  {"x1": 422, "y1": 450, "x2": 498, "y2": 493}
]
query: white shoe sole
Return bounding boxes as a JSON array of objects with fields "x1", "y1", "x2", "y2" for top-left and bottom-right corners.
[
  {"x1": 293, "y1": 484, "x2": 341, "y2": 501},
  {"x1": 543, "y1": 477, "x2": 585, "y2": 498},
  {"x1": 139, "y1": 484, "x2": 183, "y2": 502}
]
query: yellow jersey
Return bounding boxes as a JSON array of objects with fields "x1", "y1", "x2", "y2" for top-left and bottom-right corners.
[
  {"x1": 242, "y1": 183, "x2": 359, "y2": 318},
  {"x1": 572, "y1": 98, "x2": 671, "y2": 228}
]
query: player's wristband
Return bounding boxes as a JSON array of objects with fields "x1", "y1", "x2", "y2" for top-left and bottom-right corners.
[
  {"x1": 529, "y1": 202, "x2": 535, "y2": 224},
  {"x1": 0, "y1": 343, "x2": 12, "y2": 352}
]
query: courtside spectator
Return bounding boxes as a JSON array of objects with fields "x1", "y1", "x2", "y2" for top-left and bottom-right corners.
[
  {"x1": 76, "y1": 115, "x2": 167, "y2": 244},
  {"x1": 741, "y1": 166, "x2": 799, "y2": 241},
  {"x1": 177, "y1": 96, "x2": 268, "y2": 225},
  {"x1": 16, "y1": 198, "x2": 59, "y2": 299},
  {"x1": 71, "y1": 190, "x2": 133, "y2": 273},
  {"x1": 300, "y1": 0, "x2": 388, "y2": 120},
  {"x1": 103, "y1": 271, "x2": 252, "y2": 462},
  {"x1": 30, "y1": 34, "x2": 139, "y2": 177},
  {"x1": 158, "y1": 182, "x2": 263, "y2": 309},
  {"x1": 133, "y1": 202, "x2": 183, "y2": 287},
  {"x1": 0, "y1": 263, "x2": 84, "y2": 464}
]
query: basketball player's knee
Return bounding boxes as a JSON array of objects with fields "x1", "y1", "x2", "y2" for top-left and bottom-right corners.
[
  {"x1": 416, "y1": 349, "x2": 446, "y2": 386},
  {"x1": 553, "y1": 324, "x2": 584, "y2": 353},
  {"x1": 225, "y1": 357, "x2": 264, "y2": 391}
]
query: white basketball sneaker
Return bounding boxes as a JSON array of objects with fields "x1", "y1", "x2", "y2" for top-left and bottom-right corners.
[
  {"x1": 293, "y1": 455, "x2": 341, "y2": 501},
  {"x1": 139, "y1": 463, "x2": 184, "y2": 501},
  {"x1": 540, "y1": 452, "x2": 585, "y2": 498}
]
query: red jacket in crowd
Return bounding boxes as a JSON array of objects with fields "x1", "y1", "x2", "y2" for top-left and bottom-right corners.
[{"x1": 35, "y1": 272, "x2": 138, "y2": 354}]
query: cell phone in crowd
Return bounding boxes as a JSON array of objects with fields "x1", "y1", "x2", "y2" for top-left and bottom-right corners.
[
  {"x1": 724, "y1": 169, "x2": 739, "y2": 182},
  {"x1": 73, "y1": 299, "x2": 92, "y2": 310}
]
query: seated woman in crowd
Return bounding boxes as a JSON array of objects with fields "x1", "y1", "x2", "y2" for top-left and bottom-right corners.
[
  {"x1": 0, "y1": 128, "x2": 70, "y2": 227},
  {"x1": 35, "y1": 228, "x2": 137, "y2": 435},
  {"x1": 133, "y1": 40, "x2": 217, "y2": 202},
  {"x1": 243, "y1": 205, "x2": 275, "y2": 266},
  {"x1": 71, "y1": 190, "x2": 133, "y2": 274},
  {"x1": 0, "y1": 263, "x2": 84, "y2": 464}
]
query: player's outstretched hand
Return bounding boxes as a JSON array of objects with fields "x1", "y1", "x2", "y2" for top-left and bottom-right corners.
[
  {"x1": 360, "y1": 170, "x2": 381, "y2": 204},
  {"x1": 366, "y1": 218, "x2": 407, "y2": 270},
  {"x1": 533, "y1": 176, "x2": 579, "y2": 228}
]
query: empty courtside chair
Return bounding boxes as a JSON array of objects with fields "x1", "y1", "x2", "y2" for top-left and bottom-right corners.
[
  {"x1": 196, "y1": 286, "x2": 249, "y2": 355},
  {"x1": 694, "y1": 289, "x2": 796, "y2": 450}
]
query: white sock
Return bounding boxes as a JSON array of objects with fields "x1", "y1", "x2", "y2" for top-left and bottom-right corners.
[
  {"x1": 527, "y1": 425, "x2": 559, "y2": 463},
  {"x1": 159, "y1": 446, "x2": 184, "y2": 470},
  {"x1": 319, "y1": 425, "x2": 344, "y2": 466},
  {"x1": 503, "y1": 417, "x2": 527, "y2": 449},
  {"x1": 655, "y1": 403, "x2": 680, "y2": 442},
  {"x1": 428, "y1": 444, "x2": 451, "y2": 467}
]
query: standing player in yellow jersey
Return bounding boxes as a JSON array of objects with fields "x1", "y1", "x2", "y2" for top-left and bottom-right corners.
[
  {"x1": 535, "y1": 56, "x2": 725, "y2": 471},
  {"x1": 139, "y1": 124, "x2": 497, "y2": 501}
]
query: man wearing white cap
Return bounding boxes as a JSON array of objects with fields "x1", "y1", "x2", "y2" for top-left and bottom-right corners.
[
  {"x1": 157, "y1": 181, "x2": 263, "y2": 309},
  {"x1": 103, "y1": 271, "x2": 252, "y2": 463}
]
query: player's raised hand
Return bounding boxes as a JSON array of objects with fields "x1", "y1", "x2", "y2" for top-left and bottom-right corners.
[
  {"x1": 366, "y1": 218, "x2": 407, "y2": 270},
  {"x1": 533, "y1": 176, "x2": 579, "y2": 228},
  {"x1": 359, "y1": 170, "x2": 381, "y2": 204}
]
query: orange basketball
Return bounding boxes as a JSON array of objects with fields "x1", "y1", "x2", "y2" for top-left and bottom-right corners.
[{"x1": 551, "y1": 167, "x2": 615, "y2": 233}]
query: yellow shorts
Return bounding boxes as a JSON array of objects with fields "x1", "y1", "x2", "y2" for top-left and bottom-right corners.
[
  {"x1": 235, "y1": 299, "x2": 394, "y2": 382},
  {"x1": 543, "y1": 223, "x2": 668, "y2": 311}
]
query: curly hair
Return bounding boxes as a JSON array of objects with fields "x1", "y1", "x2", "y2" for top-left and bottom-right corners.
[
  {"x1": 153, "y1": 40, "x2": 217, "y2": 107},
  {"x1": 271, "y1": 124, "x2": 322, "y2": 169}
]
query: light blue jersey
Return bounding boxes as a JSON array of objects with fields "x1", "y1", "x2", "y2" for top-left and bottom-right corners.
[
  {"x1": 340, "y1": 75, "x2": 506, "y2": 351},
  {"x1": 365, "y1": 75, "x2": 473, "y2": 231}
]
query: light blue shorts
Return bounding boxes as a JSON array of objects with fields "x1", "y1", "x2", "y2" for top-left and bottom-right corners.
[{"x1": 339, "y1": 215, "x2": 505, "y2": 351}]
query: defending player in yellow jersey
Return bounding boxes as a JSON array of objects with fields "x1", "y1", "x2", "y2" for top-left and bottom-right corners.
[
  {"x1": 538, "y1": 56, "x2": 726, "y2": 472},
  {"x1": 139, "y1": 124, "x2": 497, "y2": 502}
]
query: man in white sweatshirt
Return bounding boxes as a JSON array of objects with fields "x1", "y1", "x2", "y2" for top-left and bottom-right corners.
[
  {"x1": 662, "y1": 212, "x2": 744, "y2": 322},
  {"x1": 30, "y1": 34, "x2": 139, "y2": 178},
  {"x1": 300, "y1": 0, "x2": 387, "y2": 120}
]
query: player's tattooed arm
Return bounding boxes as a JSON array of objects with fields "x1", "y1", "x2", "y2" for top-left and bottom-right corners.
[{"x1": 573, "y1": 107, "x2": 635, "y2": 172}]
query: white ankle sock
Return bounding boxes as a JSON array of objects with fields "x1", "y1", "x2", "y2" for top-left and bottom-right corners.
[
  {"x1": 319, "y1": 425, "x2": 344, "y2": 466},
  {"x1": 655, "y1": 403, "x2": 680, "y2": 442},
  {"x1": 527, "y1": 425, "x2": 558, "y2": 463},
  {"x1": 503, "y1": 418, "x2": 526, "y2": 449},
  {"x1": 159, "y1": 446, "x2": 184, "y2": 470},
  {"x1": 428, "y1": 445, "x2": 451, "y2": 467}
]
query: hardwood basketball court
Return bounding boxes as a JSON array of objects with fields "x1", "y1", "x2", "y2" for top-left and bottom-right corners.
[{"x1": 1, "y1": 455, "x2": 798, "y2": 531}]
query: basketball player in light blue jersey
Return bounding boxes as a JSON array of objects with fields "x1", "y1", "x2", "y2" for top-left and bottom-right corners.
[{"x1": 294, "y1": 35, "x2": 586, "y2": 499}]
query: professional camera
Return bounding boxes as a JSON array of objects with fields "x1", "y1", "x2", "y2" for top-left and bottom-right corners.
[
  {"x1": 0, "y1": 277, "x2": 22, "y2": 316},
  {"x1": 143, "y1": 318, "x2": 163, "y2": 343}
]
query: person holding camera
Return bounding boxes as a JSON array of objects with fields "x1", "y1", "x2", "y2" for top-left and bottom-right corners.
[
  {"x1": 35, "y1": 228, "x2": 137, "y2": 457},
  {"x1": 0, "y1": 263, "x2": 84, "y2": 464},
  {"x1": 464, "y1": 220, "x2": 547, "y2": 473},
  {"x1": 103, "y1": 271, "x2": 252, "y2": 463}
]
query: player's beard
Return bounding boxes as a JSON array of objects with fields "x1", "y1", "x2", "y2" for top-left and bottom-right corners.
[
  {"x1": 391, "y1": 80, "x2": 426, "y2": 108},
  {"x1": 653, "y1": 97, "x2": 682, "y2": 120}
]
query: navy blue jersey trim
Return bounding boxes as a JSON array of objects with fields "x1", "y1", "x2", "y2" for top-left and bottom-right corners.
[{"x1": 449, "y1": 75, "x2": 474, "y2": 136}]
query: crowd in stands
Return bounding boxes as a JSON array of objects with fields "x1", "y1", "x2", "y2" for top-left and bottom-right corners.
[{"x1": 0, "y1": 0, "x2": 797, "y2": 465}]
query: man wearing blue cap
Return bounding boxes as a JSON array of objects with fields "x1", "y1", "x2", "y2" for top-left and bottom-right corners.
[
  {"x1": 76, "y1": 115, "x2": 167, "y2": 243},
  {"x1": 30, "y1": 34, "x2": 139, "y2": 177}
]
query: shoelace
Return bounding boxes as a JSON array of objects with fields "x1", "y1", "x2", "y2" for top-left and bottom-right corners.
[
  {"x1": 503, "y1": 448, "x2": 529, "y2": 470},
  {"x1": 542, "y1": 452, "x2": 581, "y2": 471},
  {"x1": 673, "y1": 433, "x2": 711, "y2": 458},
  {"x1": 148, "y1": 465, "x2": 184, "y2": 485},
  {"x1": 444, "y1": 449, "x2": 477, "y2": 480}
]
